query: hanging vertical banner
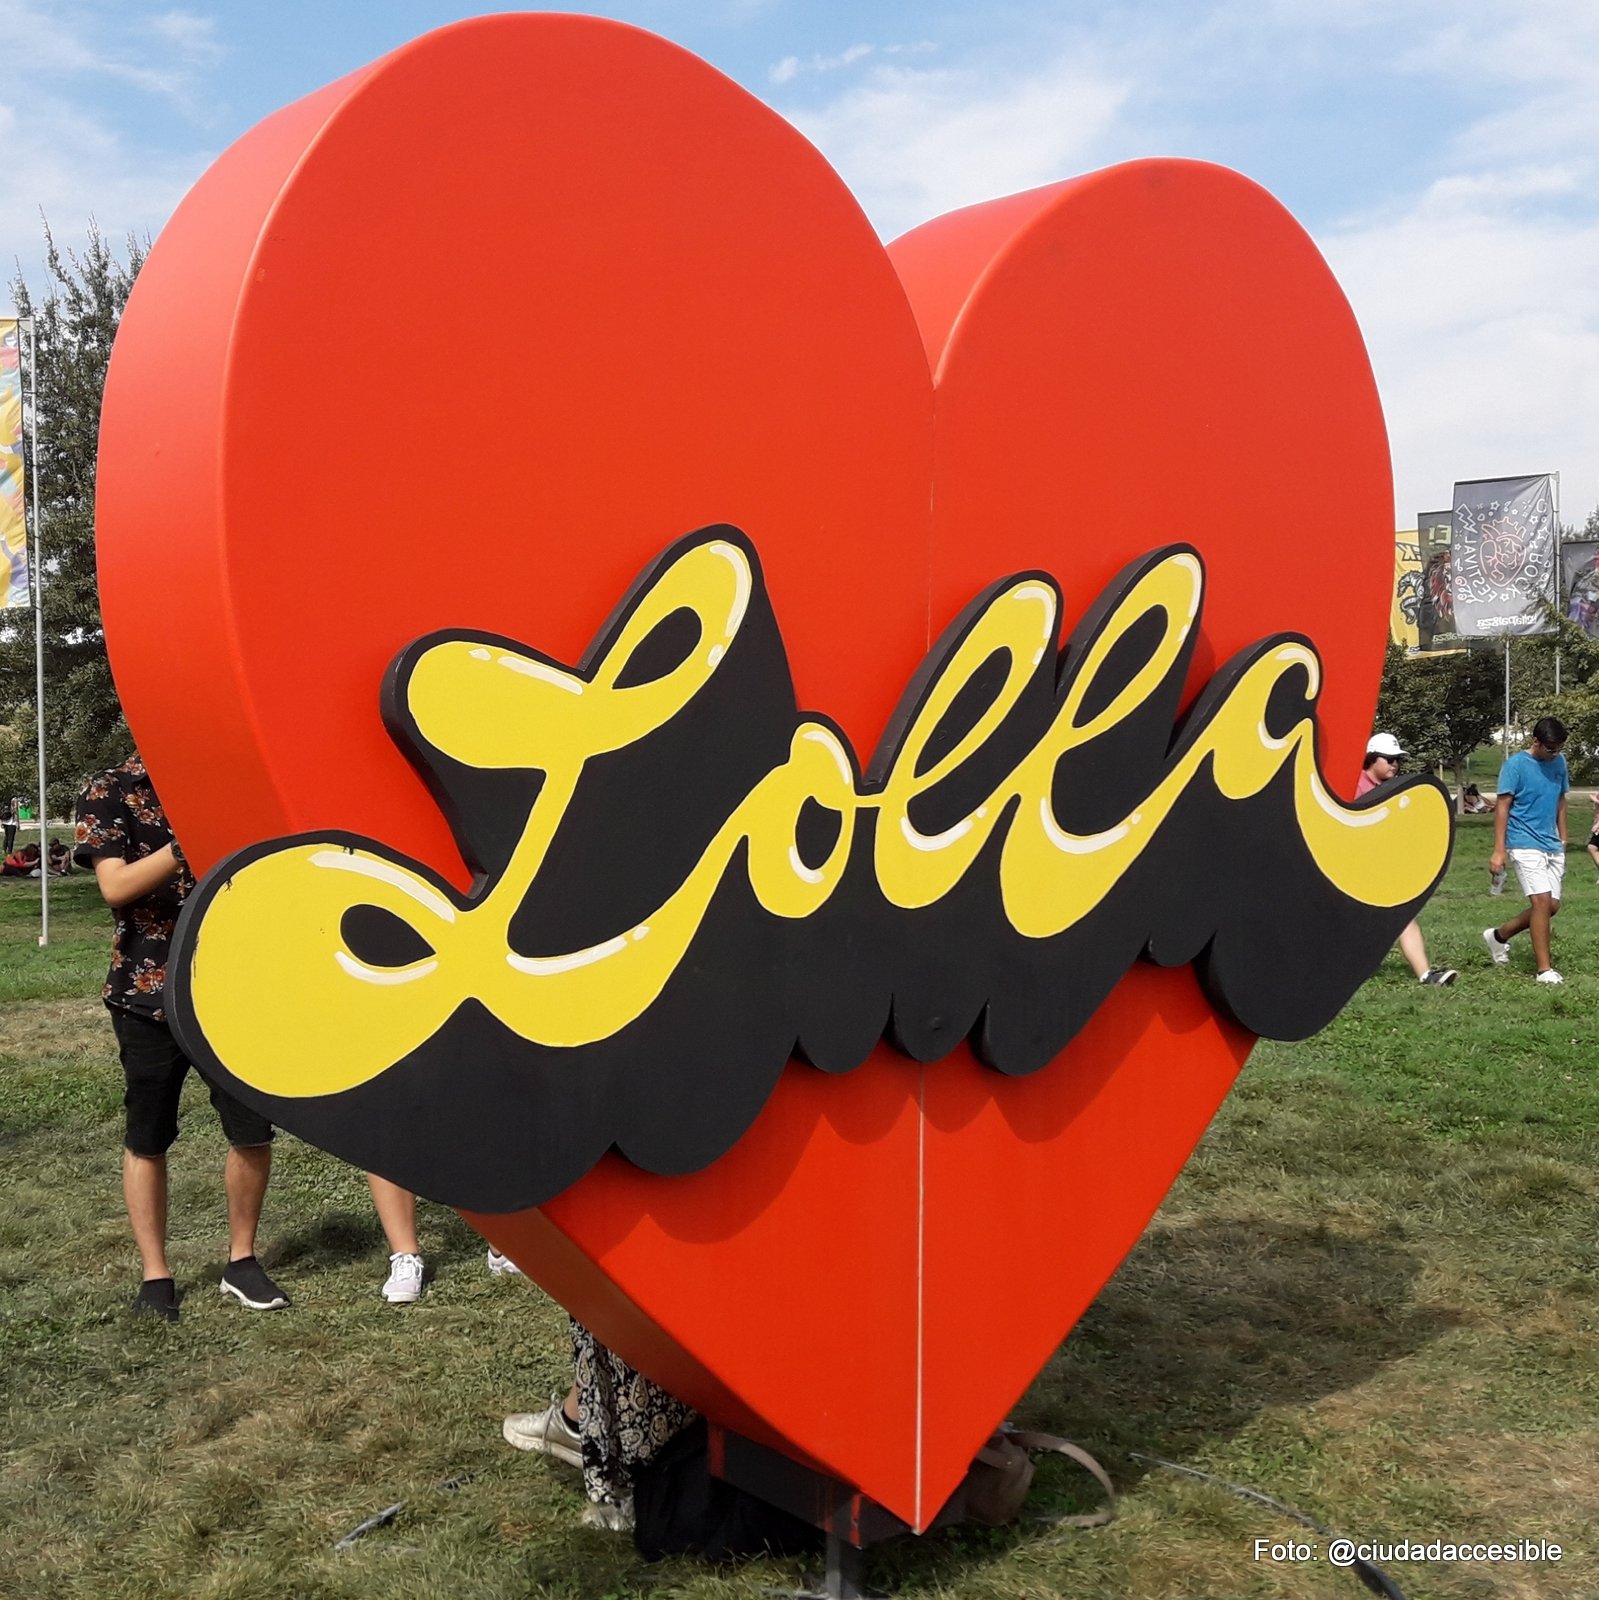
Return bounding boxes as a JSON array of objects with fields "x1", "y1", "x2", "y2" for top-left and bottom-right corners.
[
  {"x1": 1449, "y1": 474, "x2": 1556, "y2": 638},
  {"x1": 0, "y1": 319, "x2": 29, "y2": 610},
  {"x1": 1414, "y1": 508, "x2": 1461, "y2": 650},
  {"x1": 1392, "y1": 532, "x2": 1421, "y2": 649},
  {"x1": 1562, "y1": 538, "x2": 1599, "y2": 637}
]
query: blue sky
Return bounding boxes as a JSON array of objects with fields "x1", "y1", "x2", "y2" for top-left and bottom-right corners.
[{"x1": 3, "y1": 0, "x2": 1597, "y2": 528}]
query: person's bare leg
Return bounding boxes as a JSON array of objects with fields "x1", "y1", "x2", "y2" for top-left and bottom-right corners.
[
  {"x1": 124, "y1": 1150, "x2": 171, "y2": 1280},
  {"x1": 1527, "y1": 892, "x2": 1554, "y2": 972},
  {"x1": 1492, "y1": 906, "x2": 1532, "y2": 942},
  {"x1": 367, "y1": 1173, "x2": 420, "y2": 1256},
  {"x1": 562, "y1": 1384, "x2": 579, "y2": 1425},
  {"x1": 1587, "y1": 842, "x2": 1599, "y2": 877},
  {"x1": 1397, "y1": 920, "x2": 1430, "y2": 978},
  {"x1": 224, "y1": 1143, "x2": 272, "y2": 1261}
]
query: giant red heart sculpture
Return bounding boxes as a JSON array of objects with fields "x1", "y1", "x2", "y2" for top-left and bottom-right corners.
[{"x1": 97, "y1": 15, "x2": 1394, "y2": 1527}]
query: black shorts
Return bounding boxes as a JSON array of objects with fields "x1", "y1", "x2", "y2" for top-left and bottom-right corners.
[
  {"x1": 111, "y1": 1008, "x2": 274, "y2": 1157},
  {"x1": 1588, "y1": 832, "x2": 1599, "y2": 851}
]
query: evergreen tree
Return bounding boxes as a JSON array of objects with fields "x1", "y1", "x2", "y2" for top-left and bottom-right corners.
[{"x1": 0, "y1": 224, "x2": 143, "y2": 817}]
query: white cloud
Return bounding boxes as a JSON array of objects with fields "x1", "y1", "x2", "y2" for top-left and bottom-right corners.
[
  {"x1": 781, "y1": 56, "x2": 1132, "y2": 241},
  {"x1": 769, "y1": 42, "x2": 873, "y2": 86},
  {"x1": 768, "y1": 40, "x2": 935, "y2": 87},
  {"x1": 0, "y1": 95, "x2": 210, "y2": 285},
  {"x1": 1326, "y1": 199, "x2": 1599, "y2": 531},
  {"x1": 9, "y1": 0, "x2": 227, "y2": 102},
  {"x1": 0, "y1": 3, "x2": 224, "y2": 298},
  {"x1": 1317, "y1": 3, "x2": 1599, "y2": 529},
  {"x1": 777, "y1": 2, "x2": 1599, "y2": 528},
  {"x1": 147, "y1": 10, "x2": 226, "y2": 70}
]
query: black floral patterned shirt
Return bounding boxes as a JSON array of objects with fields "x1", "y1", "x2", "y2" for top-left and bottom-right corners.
[{"x1": 75, "y1": 755, "x2": 196, "y2": 1022}]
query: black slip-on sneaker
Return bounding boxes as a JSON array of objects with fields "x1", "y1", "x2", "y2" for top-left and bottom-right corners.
[
  {"x1": 219, "y1": 1256, "x2": 291, "y2": 1310},
  {"x1": 132, "y1": 1277, "x2": 179, "y2": 1322}
]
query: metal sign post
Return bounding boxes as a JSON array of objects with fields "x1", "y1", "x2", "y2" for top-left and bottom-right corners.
[
  {"x1": 1502, "y1": 638, "x2": 1511, "y2": 763},
  {"x1": 20, "y1": 316, "x2": 47, "y2": 946}
]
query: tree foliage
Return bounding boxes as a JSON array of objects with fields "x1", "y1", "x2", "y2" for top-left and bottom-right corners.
[
  {"x1": 0, "y1": 225, "x2": 143, "y2": 817},
  {"x1": 1375, "y1": 642, "x2": 1506, "y2": 791},
  {"x1": 1507, "y1": 606, "x2": 1599, "y2": 782}
]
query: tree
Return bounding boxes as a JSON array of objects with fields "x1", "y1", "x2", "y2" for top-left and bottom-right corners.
[
  {"x1": 1375, "y1": 642, "x2": 1505, "y2": 801},
  {"x1": 0, "y1": 224, "x2": 144, "y2": 817},
  {"x1": 1507, "y1": 605, "x2": 1599, "y2": 782}
]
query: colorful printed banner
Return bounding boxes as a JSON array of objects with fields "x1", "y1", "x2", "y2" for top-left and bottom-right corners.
[
  {"x1": 0, "y1": 319, "x2": 28, "y2": 609},
  {"x1": 1391, "y1": 533, "x2": 1421, "y2": 649},
  {"x1": 1403, "y1": 510, "x2": 1466, "y2": 651},
  {"x1": 1562, "y1": 539, "x2": 1599, "y2": 637},
  {"x1": 1450, "y1": 475, "x2": 1556, "y2": 638}
]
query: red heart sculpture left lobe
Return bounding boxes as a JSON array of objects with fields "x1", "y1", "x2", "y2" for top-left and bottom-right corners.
[{"x1": 97, "y1": 15, "x2": 1392, "y2": 1528}]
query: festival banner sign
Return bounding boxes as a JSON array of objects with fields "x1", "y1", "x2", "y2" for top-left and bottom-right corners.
[
  {"x1": 0, "y1": 319, "x2": 29, "y2": 610},
  {"x1": 1412, "y1": 508, "x2": 1462, "y2": 650},
  {"x1": 1561, "y1": 539, "x2": 1599, "y2": 638},
  {"x1": 1449, "y1": 475, "x2": 1556, "y2": 638},
  {"x1": 1391, "y1": 532, "x2": 1421, "y2": 649}
]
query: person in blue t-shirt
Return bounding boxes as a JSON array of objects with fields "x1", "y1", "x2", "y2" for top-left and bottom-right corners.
[{"x1": 1484, "y1": 715, "x2": 1570, "y2": 984}]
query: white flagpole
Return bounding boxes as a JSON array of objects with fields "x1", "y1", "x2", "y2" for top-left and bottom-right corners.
[
  {"x1": 20, "y1": 316, "x2": 47, "y2": 947},
  {"x1": 1503, "y1": 638, "x2": 1511, "y2": 763},
  {"x1": 1553, "y1": 472, "x2": 1562, "y2": 695}
]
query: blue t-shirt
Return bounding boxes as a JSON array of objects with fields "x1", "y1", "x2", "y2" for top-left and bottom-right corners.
[{"x1": 1498, "y1": 749, "x2": 1569, "y2": 852}]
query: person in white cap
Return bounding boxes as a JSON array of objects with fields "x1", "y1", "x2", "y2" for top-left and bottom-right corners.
[{"x1": 1357, "y1": 735, "x2": 1457, "y2": 985}]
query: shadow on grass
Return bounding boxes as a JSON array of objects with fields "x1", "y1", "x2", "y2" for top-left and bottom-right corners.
[
  {"x1": 873, "y1": 1215, "x2": 1455, "y2": 1588},
  {"x1": 255, "y1": 1209, "x2": 385, "y2": 1275},
  {"x1": 244, "y1": 1200, "x2": 507, "y2": 1280},
  {"x1": 1035, "y1": 1214, "x2": 1456, "y2": 1478}
]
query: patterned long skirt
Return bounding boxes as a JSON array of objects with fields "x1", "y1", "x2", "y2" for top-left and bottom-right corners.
[{"x1": 570, "y1": 1316, "x2": 697, "y2": 1508}]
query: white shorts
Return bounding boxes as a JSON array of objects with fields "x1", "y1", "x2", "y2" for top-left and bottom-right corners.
[{"x1": 1510, "y1": 847, "x2": 1566, "y2": 899}]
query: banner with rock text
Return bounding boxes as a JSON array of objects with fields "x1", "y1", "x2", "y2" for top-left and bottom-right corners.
[{"x1": 1449, "y1": 475, "x2": 1556, "y2": 639}]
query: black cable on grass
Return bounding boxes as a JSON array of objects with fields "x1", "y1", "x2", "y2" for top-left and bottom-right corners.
[
  {"x1": 333, "y1": 1472, "x2": 475, "y2": 1551},
  {"x1": 1128, "y1": 1452, "x2": 1406, "y2": 1600}
]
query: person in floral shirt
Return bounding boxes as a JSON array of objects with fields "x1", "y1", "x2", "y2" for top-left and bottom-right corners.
[{"x1": 76, "y1": 754, "x2": 291, "y2": 1321}]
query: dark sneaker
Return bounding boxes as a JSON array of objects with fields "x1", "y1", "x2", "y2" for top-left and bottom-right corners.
[
  {"x1": 1419, "y1": 968, "x2": 1458, "y2": 986},
  {"x1": 220, "y1": 1256, "x2": 291, "y2": 1310},
  {"x1": 132, "y1": 1277, "x2": 179, "y2": 1322}
]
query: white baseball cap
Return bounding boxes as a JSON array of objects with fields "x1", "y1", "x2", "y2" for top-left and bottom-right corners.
[{"x1": 1366, "y1": 733, "x2": 1406, "y2": 758}]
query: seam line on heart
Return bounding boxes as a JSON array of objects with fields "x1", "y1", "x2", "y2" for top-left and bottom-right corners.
[{"x1": 915, "y1": 1061, "x2": 926, "y2": 1530}]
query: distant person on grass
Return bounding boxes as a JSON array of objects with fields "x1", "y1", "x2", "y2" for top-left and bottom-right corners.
[
  {"x1": 1357, "y1": 734, "x2": 1456, "y2": 985},
  {"x1": 2, "y1": 841, "x2": 40, "y2": 877},
  {"x1": 1483, "y1": 716, "x2": 1570, "y2": 985},
  {"x1": 76, "y1": 754, "x2": 290, "y2": 1321},
  {"x1": 1585, "y1": 791, "x2": 1599, "y2": 884}
]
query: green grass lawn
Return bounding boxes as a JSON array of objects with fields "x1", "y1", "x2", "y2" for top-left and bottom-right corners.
[{"x1": 2, "y1": 827, "x2": 1596, "y2": 1599}]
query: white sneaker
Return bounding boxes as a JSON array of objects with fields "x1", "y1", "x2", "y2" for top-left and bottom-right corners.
[
  {"x1": 486, "y1": 1249, "x2": 522, "y2": 1276},
  {"x1": 502, "y1": 1396, "x2": 582, "y2": 1466},
  {"x1": 1536, "y1": 968, "x2": 1564, "y2": 985},
  {"x1": 381, "y1": 1251, "x2": 425, "y2": 1303},
  {"x1": 1482, "y1": 927, "x2": 1510, "y2": 966}
]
